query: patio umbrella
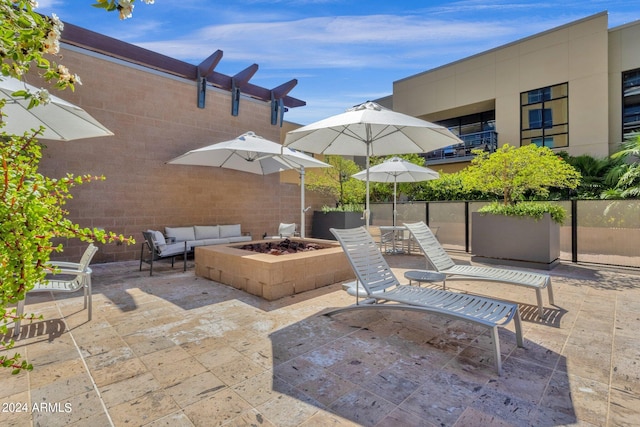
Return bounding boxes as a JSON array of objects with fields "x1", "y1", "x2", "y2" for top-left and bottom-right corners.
[
  {"x1": 284, "y1": 101, "x2": 461, "y2": 228},
  {"x1": 167, "y1": 131, "x2": 330, "y2": 237},
  {"x1": 0, "y1": 76, "x2": 114, "y2": 141},
  {"x1": 352, "y1": 156, "x2": 439, "y2": 227}
]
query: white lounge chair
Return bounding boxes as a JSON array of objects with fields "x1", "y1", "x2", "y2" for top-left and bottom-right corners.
[
  {"x1": 328, "y1": 227, "x2": 523, "y2": 375},
  {"x1": 403, "y1": 221, "x2": 553, "y2": 318},
  {"x1": 14, "y1": 244, "x2": 98, "y2": 337}
]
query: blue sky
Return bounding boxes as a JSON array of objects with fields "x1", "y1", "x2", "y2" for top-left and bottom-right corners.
[{"x1": 37, "y1": 1, "x2": 640, "y2": 125}]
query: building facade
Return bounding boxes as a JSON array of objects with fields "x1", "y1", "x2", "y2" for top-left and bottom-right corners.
[
  {"x1": 35, "y1": 23, "x2": 332, "y2": 263},
  {"x1": 390, "y1": 12, "x2": 640, "y2": 172}
]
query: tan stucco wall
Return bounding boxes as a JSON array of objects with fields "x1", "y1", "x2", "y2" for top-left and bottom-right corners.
[
  {"x1": 393, "y1": 12, "x2": 611, "y2": 158},
  {"x1": 608, "y1": 20, "x2": 640, "y2": 151},
  {"x1": 36, "y1": 46, "x2": 328, "y2": 262}
]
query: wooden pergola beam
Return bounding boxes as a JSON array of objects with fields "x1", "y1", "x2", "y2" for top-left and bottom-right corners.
[{"x1": 60, "y1": 22, "x2": 306, "y2": 111}]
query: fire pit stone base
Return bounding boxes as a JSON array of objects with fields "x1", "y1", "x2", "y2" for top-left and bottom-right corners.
[{"x1": 195, "y1": 238, "x2": 354, "y2": 300}]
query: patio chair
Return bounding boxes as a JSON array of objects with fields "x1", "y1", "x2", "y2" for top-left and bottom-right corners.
[
  {"x1": 268, "y1": 223, "x2": 298, "y2": 239},
  {"x1": 328, "y1": 227, "x2": 523, "y2": 375},
  {"x1": 403, "y1": 221, "x2": 553, "y2": 318},
  {"x1": 139, "y1": 230, "x2": 189, "y2": 276},
  {"x1": 14, "y1": 244, "x2": 98, "y2": 337}
]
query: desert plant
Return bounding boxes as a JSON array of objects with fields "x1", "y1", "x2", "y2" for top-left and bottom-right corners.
[
  {"x1": 462, "y1": 144, "x2": 581, "y2": 205},
  {"x1": 461, "y1": 144, "x2": 581, "y2": 224},
  {"x1": 320, "y1": 203, "x2": 364, "y2": 213},
  {"x1": 413, "y1": 170, "x2": 487, "y2": 201},
  {"x1": 305, "y1": 155, "x2": 365, "y2": 208},
  {"x1": 602, "y1": 133, "x2": 640, "y2": 199},
  {"x1": 562, "y1": 153, "x2": 622, "y2": 198},
  {"x1": 1, "y1": 0, "x2": 144, "y2": 374}
]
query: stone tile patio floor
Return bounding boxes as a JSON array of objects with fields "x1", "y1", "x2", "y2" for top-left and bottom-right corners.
[{"x1": 1, "y1": 252, "x2": 639, "y2": 427}]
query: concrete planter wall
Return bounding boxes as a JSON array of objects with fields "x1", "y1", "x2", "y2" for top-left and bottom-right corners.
[
  {"x1": 311, "y1": 211, "x2": 365, "y2": 240},
  {"x1": 471, "y1": 212, "x2": 560, "y2": 269}
]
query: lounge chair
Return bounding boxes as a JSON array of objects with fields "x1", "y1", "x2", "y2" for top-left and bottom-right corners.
[
  {"x1": 329, "y1": 227, "x2": 523, "y2": 375},
  {"x1": 403, "y1": 221, "x2": 553, "y2": 318},
  {"x1": 14, "y1": 244, "x2": 98, "y2": 337}
]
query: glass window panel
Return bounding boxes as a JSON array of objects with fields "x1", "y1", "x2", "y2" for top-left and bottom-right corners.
[
  {"x1": 529, "y1": 109, "x2": 542, "y2": 128},
  {"x1": 521, "y1": 83, "x2": 568, "y2": 147},
  {"x1": 529, "y1": 108, "x2": 553, "y2": 129},
  {"x1": 522, "y1": 129, "x2": 543, "y2": 139},
  {"x1": 550, "y1": 83, "x2": 568, "y2": 99},
  {"x1": 522, "y1": 104, "x2": 542, "y2": 128},
  {"x1": 551, "y1": 134, "x2": 568, "y2": 148},
  {"x1": 547, "y1": 98, "x2": 568, "y2": 124},
  {"x1": 546, "y1": 124, "x2": 568, "y2": 136},
  {"x1": 623, "y1": 69, "x2": 640, "y2": 90},
  {"x1": 460, "y1": 122, "x2": 482, "y2": 134},
  {"x1": 623, "y1": 69, "x2": 640, "y2": 136}
]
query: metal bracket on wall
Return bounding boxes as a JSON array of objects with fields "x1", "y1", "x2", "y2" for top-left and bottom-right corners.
[
  {"x1": 196, "y1": 50, "x2": 223, "y2": 109},
  {"x1": 230, "y1": 64, "x2": 259, "y2": 117},
  {"x1": 270, "y1": 79, "x2": 298, "y2": 126}
]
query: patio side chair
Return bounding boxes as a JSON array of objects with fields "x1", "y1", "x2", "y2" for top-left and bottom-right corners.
[
  {"x1": 14, "y1": 244, "x2": 98, "y2": 337},
  {"x1": 267, "y1": 223, "x2": 298, "y2": 239}
]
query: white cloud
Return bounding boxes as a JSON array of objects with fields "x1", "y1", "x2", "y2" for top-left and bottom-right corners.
[{"x1": 134, "y1": 13, "x2": 543, "y2": 71}]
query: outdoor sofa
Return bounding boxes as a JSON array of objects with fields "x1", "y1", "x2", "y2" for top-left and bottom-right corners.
[
  {"x1": 140, "y1": 224, "x2": 252, "y2": 275},
  {"x1": 164, "y1": 224, "x2": 252, "y2": 248}
]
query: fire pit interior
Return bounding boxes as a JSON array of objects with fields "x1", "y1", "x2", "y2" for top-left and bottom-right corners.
[
  {"x1": 236, "y1": 239, "x2": 329, "y2": 255},
  {"x1": 195, "y1": 238, "x2": 354, "y2": 300}
]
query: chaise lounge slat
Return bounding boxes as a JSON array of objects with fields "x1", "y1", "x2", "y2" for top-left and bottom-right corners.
[
  {"x1": 404, "y1": 221, "x2": 553, "y2": 318},
  {"x1": 327, "y1": 226, "x2": 523, "y2": 375}
]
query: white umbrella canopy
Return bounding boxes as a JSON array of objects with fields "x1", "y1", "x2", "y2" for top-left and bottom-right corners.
[
  {"x1": 352, "y1": 156, "x2": 439, "y2": 226},
  {"x1": 0, "y1": 76, "x2": 114, "y2": 141},
  {"x1": 167, "y1": 131, "x2": 331, "y2": 237},
  {"x1": 352, "y1": 156, "x2": 440, "y2": 183},
  {"x1": 168, "y1": 131, "x2": 328, "y2": 174},
  {"x1": 284, "y1": 101, "x2": 462, "y2": 228}
]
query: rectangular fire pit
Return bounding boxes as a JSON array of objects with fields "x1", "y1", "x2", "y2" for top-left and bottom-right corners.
[{"x1": 194, "y1": 238, "x2": 354, "y2": 300}]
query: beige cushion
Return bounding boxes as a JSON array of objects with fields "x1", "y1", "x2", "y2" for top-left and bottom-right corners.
[
  {"x1": 147, "y1": 230, "x2": 166, "y2": 247},
  {"x1": 165, "y1": 226, "x2": 195, "y2": 242},
  {"x1": 219, "y1": 224, "x2": 241, "y2": 238},
  {"x1": 194, "y1": 225, "x2": 219, "y2": 240}
]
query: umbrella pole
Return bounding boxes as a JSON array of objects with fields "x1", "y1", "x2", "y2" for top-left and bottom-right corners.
[
  {"x1": 393, "y1": 177, "x2": 397, "y2": 227},
  {"x1": 300, "y1": 166, "x2": 306, "y2": 238},
  {"x1": 391, "y1": 176, "x2": 400, "y2": 253},
  {"x1": 365, "y1": 142, "x2": 371, "y2": 230}
]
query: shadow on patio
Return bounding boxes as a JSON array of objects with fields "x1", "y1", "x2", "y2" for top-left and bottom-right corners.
[{"x1": 268, "y1": 306, "x2": 576, "y2": 426}]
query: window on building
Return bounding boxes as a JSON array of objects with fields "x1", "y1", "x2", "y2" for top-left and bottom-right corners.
[
  {"x1": 429, "y1": 110, "x2": 497, "y2": 159},
  {"x1": 623, "y1": 69, "x2": 640, "y2": 136},
  {"x1": 521, "y1": 83, "x2": 568, "y2": 148}
]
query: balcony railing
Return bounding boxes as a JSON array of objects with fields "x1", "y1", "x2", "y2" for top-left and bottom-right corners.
[{"x1": 425, "y1": 130, "x2": 498, "y2": 164}]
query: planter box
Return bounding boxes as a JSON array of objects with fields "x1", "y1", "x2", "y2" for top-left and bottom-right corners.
[
  {"x1": 311, "y1": 211, "x2": 365, "y2": 240},
  {"x1": 471, "y1": 212, "x2": 560, "y2": 270}
]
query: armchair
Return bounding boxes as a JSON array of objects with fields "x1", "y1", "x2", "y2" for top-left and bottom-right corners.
[
  {"x1": 268, "y1": 223, "x2": 298, "y2": 239},
  {"x1": 140, "y1": 230, "x2": 189, "y2": 276}
]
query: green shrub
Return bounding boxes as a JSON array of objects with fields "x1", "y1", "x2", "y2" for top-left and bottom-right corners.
[
  {"x1": 320, "y1": 204, "x2": 364, "y2": 213},
  {"x1": 478, "y1": 201, "x2": 566, "y2": 224}
]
